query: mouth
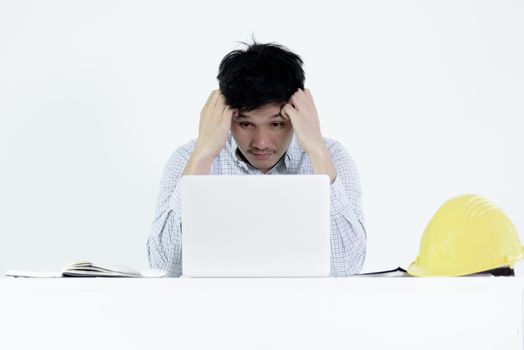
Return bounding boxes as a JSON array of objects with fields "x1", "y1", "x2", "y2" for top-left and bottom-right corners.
[{"x1": 250, "y1": 152, "x2": 274, "y2": 161}]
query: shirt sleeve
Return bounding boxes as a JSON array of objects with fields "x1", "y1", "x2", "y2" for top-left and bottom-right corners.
[
  {"x1": 327, "y1": 140, "x2": 367, "y2": 276},
  {"x1": 147, "y1": 143, "x2": 194, "y2": 277}
]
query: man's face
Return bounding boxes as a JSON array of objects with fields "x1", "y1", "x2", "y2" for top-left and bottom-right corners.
[{"x1": 231, "y1": 103, "x2": 294, "y2": 173}]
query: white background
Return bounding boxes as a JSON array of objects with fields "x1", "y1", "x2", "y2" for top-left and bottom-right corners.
[{"x1": 1, "y1": 0, "x2": 523, "y2": 274}]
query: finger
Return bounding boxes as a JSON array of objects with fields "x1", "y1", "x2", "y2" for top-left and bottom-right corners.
[
  {"x1": 279, "y1": 108, "x2": 290, "y2": 120},
  {"x1": 203, "y1": 90, "x2": 220, "y2": 111},
  {"x1": 281, "y1": 104, "x2": 296, "y2": 120},
  {"x1": 214, "y1": 91, "x2": 226, "y2": 108},
  {"x1": 305, "y1": 88, "x2": 312, "y2": 97},
  {"x1": 290, "y1": 89, "x2": 306, "y2": 110},
  {"x1": 217, "y1": 95, "x2": 228, "y2": 115},
  {"x1": 303, "y1": 88, "x2": 311, "y2": 101},
  {"x1": 295, "y1": 88, "x2": 308, "y2": 105},
  {"x1": 289, "y1": 94, "x2": 299, "y2": 110},
  {"x1": 304, "y1": 88, "x2": 315, "y2": 104},
  {"x1": 221, "y1": 105, "x2": 234, "y2": 119},
  {"x1": 221, "y1": 104, "x2": 237, "y2": 124},
  {"x1": 222, "y1": 107, "x2": 234, "y2": 130}
]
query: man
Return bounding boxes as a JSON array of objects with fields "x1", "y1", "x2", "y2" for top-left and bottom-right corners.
[{"x1": 147, "y1": 42, "x2": 366, "y2": 277}]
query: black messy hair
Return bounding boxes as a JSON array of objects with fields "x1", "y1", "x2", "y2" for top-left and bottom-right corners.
[{"x1": 217, "y1": 41, "x2": 305, "y2": 111}]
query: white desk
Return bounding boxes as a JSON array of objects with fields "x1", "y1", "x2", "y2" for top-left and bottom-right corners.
[{"x1": 0, "y1": 277, "x2": 522, "y2": 350}]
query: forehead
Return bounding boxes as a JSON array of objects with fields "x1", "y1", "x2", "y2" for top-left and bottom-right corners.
[{"x1": 237, "y1": 104, "x2": 285, "y2": 120}]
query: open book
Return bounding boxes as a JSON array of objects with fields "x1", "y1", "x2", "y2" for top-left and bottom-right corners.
[
  {"x1": 61, "y1": 261, "x2": 142, "y2": 277},
  {"x1": 5, "y1": 261, "x2": 166, "y2": 278},
  {"x1": 354, "y1": 267, "x2": 410, "y2": 277}
]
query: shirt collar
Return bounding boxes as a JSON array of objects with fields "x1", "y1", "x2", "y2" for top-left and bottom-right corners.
[{"x1": 227, "y1": 134, "x2": 249, "y2": 170}]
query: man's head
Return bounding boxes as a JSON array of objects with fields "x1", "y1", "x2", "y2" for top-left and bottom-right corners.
[{"x1": 217, "y1": 42, "x2": 305, "y2": 172}]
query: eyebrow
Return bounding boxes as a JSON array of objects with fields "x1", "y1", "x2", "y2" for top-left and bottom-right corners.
[{"x1": 236, "y1": 113, "x2": 285, "y2": 120}]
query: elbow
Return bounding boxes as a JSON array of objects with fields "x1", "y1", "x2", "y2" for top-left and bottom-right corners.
[
  {"x1": 147, "y1": 237, "x2": 183, "y2": 278},
  {"x1": 331, "y1": 238, "x2": 367, "y2": 277}
]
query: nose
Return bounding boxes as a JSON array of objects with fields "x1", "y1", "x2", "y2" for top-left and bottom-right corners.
[{"x1": 251, "y1": 128, "x2": 271, "y2": 150}]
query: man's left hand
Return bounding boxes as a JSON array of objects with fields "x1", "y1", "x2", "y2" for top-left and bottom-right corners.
[
  {"x1": 281, "y1": 88, "x2": 325, "y2": 156},
  {"x1": 281, "y1": 89, "x2": 337, "y2": 182}
]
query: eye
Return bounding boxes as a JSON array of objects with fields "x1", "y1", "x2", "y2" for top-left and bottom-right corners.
[
  {"x1": 239, "y1": 122, "x2": 254, "y2": 129},
  {"x1": 271, "y1": 122, "x2": 285, "y2": 128}
]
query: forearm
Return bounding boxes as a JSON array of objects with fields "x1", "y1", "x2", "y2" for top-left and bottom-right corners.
[
  {"x1": 149, "y1": 145, "x2": 193, "y2": 277},
  {"x1": 324, "y1": 141, "x2": 367, "y2": 276},
  {"x1": 308, "y1": 143, "x2": 337, "y2": 183},
  {"x1": 147, "y1": 208, "x2": 183, "y2": 277},
  {"x1": 147, "y1": 180, "x2": 184, "y2": 277},
  {"x1": 183, "y1": 147, "x2": 215, "y2": 175},
  {"x1": 329, "y1": 198, "x2": 367, "y2": 276}
]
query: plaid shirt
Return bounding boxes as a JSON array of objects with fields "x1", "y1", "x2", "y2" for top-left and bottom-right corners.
[{"x1": 147, "y1": 134, "x2": 366, "y2": 277}]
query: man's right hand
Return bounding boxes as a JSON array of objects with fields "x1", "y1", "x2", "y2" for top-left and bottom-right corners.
[
  {"x1": 195, "y1": 90, "x2": 236, "y2": 158},
  {"x1": 183, "y1": 90, "x2": 236, "y2": 175}
]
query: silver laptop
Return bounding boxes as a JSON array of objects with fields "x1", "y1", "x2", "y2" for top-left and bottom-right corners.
[{"x1": 181, "y1": 175, "x2": 331, "y2": 277}]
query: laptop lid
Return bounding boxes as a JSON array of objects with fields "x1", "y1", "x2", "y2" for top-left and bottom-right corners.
[{"x1": 181, "y1": 175, "x2": 331, "y2": 277}]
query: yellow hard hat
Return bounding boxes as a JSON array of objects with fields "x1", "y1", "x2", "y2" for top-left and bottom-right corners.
[{"x1": 408, "y1": 194, "x2": 524, "y2": 277}]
